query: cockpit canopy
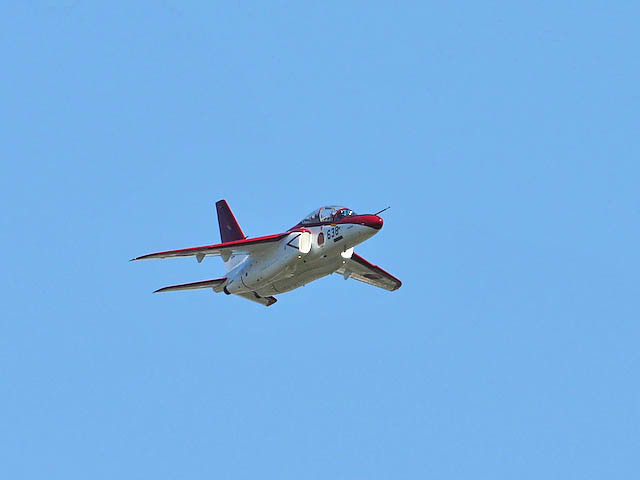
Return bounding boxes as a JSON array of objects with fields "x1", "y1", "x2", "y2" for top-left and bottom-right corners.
[{"x1": 300, "y1": 206, "x2": 357, "y2": 224}]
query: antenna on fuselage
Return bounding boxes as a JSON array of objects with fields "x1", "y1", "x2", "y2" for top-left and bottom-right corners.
[{"x1": 373, "y1": 206, "x2": 391, "y2": 216}]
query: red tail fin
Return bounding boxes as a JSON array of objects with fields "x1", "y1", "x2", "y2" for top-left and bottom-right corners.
[{"x1": 216, "y1": 200, "x2": 246, "y2": 243}]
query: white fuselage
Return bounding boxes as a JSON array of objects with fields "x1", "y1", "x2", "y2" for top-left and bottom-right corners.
[{"x1": 223, "y1": 223, "x2": 379, "y2": 297}]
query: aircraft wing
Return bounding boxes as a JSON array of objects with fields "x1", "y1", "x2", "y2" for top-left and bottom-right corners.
[
  {"x1": 130, "y1": 232, "x2": 292, "y2": 262},
  {"x1": 336, "y1": 253, "x2": 402, "y2": 291}
]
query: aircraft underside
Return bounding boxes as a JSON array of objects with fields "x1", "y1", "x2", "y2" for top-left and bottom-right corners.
[{"x1": 253, "y1": 254, "x2": 343, "y2": 296}]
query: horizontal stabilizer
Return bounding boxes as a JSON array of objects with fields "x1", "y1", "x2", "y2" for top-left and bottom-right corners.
[{"x1": 154, "y1": 277, "x2": 227, "y2": 293}]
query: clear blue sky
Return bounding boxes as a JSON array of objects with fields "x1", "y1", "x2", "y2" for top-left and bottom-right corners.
[{"x1": 2, "y1": 1, "x2": 639, "y2": 478}]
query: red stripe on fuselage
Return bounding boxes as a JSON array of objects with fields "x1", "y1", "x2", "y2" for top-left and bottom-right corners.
[{"x1": 289, "y1": 215, "x2": 383, "y2": 231}]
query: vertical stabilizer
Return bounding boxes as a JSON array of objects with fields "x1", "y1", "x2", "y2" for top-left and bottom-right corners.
[{"x1": 216, "y1": 200, "x2": 246, "y2": 243}]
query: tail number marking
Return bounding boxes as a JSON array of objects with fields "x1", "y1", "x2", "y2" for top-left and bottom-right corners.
[{"x1": 327, "y1": 226, "x2": 341, "y2": 241}]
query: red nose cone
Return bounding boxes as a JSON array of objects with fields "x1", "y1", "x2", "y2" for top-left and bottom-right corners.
[
  {"x1": 359, "y1": 215, "x2": 384, "y2": 230},
  {"x1": 336, "y1": 214, "x2": 384, "y2": 229}
]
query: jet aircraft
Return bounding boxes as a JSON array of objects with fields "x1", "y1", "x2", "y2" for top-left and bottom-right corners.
[{"x1": 131, "y1": 200, "x2": 401, "y2": 306}]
